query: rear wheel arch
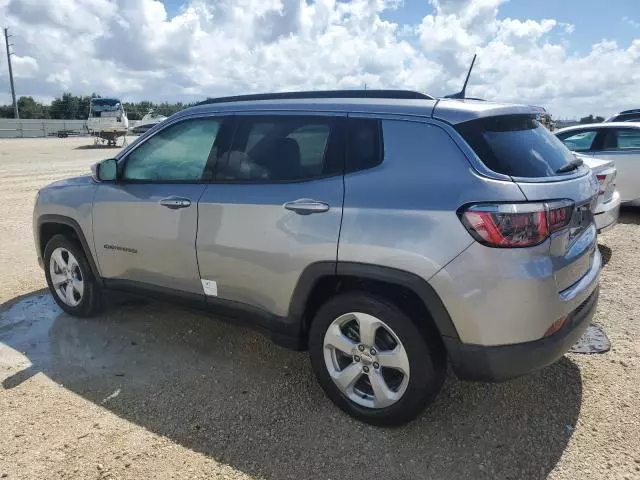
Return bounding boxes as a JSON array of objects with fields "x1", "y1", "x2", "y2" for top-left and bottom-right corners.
[
  {"x1": 289, "y1": 262, "x2": 460, "y2": 349},
  {"x1": 37, "y1": 215, "x2": 102, "y2": 284}
]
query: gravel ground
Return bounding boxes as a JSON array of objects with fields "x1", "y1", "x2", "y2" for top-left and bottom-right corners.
[{"x1": 1, "y1": 137, "x2": 639, "y2": 480}]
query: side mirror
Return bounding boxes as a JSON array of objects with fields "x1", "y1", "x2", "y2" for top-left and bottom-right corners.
[{"x1": 91, "y1": 158, "x2": 117, "y2": 182}]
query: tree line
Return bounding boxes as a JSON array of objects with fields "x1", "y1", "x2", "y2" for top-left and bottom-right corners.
[
  {"x1": 578, "y1": 114, "x2": 605, "y2": 124},
  {"x1": 0, "y1": 93, "x2": 192, "y2": 120}
]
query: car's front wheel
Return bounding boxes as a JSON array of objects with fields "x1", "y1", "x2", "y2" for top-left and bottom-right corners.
[
  {"x1": 309, "y1": 292, "x2": 445, "y2": 427},
  {"x1": 44, "y1": 234, "x2": 102, "y2": 317}
]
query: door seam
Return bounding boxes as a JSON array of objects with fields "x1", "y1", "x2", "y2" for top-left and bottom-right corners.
[
  {"x1": 89, "y1": 184, "x2": 103, "y2": 277},
  {"x1": 194, "y1": 185, "x2": 209, "y2": 283}
]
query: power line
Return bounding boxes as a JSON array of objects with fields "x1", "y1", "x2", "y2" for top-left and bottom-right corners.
[{"x1": 4, "y1": 28, "x2": 19, "y2": 119}]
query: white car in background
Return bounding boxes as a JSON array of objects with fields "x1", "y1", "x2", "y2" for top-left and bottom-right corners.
[
  {"x1": 575, "y1": 153, "x2": 620, "y2": 232},
  {"x1": 556, "y1": 122, "x2": 640, "y2": 231},
  {"x1": 555, "y1": 122, "x2": 640, "y2": 203}
]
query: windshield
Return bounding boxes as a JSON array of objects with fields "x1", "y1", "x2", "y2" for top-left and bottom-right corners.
[
  {"x1": 456, "y1": 114, "x2": 579, "y2": 178},
  {"x1": 91, "y1": 99, "x2": 122, "y2": 113}
]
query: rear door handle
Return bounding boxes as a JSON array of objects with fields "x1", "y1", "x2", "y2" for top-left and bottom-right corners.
[
  {"x1": 159, "y1": 197, "x2": 191, "y2": 209},
  {"x1": 283, "y1": 199, "x2": 330, "y2": 215}
]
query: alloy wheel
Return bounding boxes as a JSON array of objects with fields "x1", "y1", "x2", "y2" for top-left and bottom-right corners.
[
  {"x1": 49, "y1": 247, "x2": 84, "y2": 307},
  {"x1": 323, "y1": 312, "x2": 410, "y2": 409}
]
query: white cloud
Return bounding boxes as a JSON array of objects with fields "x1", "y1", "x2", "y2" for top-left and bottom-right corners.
[
  {"x1": 560, "y1": 22, "x2": 575, "y2": 35},
  {"x1": 11, "y1": 55, "x2": 38, "y2": 77},
  {"x1": 0, "y1": 0, "x2": 638, "y2": 118},
  {"x1": 622, "y1": 16, "x2": 640, "y2": 29}
]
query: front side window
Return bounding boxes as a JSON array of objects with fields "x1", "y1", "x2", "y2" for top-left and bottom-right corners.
[
  {"x1": 216, "y1": 115, "x2": 340, "y2": 182},
  {"x1": 556, "y1": 129, "x2": 598, "y2": 152},
  {"x1": 123, "y1": 118, "x2": 221, "y2": 181}
]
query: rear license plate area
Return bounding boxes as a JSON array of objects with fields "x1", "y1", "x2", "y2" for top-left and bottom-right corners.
[{"x1": 568, "y1": 201, "x2": 595, "y2": 242}]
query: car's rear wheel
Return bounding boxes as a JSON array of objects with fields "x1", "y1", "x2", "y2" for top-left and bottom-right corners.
[
  {"x1": 44, "y1": 234, "x2": 102, "y2": 317},
  {"x1": 309, "y1": 292, "x2": 445, "y2": 426}
]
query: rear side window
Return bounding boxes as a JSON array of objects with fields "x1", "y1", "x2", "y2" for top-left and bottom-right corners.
[
  {"x1": 456, "y1": 115, "x2": 576, "y2": 177},
  {"x1": 556, "y1": 129, "x2": 598, "y2": 152},
  {"x1": 602, "y1": 128, "x2": 640, "y2": 150},
  {"x1": 346, "y1": 118, "x2": 383, "y2": 173},
  {"x1": 618, "y1": 129, "x2": 640, "y2": 149},
  {"x1": 217, "y1": 115, "x2": 342, "y2": 182},
  {"x1": 287, "y1": 124, "x2": 332, "y2": 168}
]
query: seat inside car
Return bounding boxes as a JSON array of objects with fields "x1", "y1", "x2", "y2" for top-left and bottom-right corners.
[{"x1": 257, "y1": 137, "x2": 302, "y2": 180}]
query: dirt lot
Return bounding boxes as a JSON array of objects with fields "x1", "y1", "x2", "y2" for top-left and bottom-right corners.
[{"x1": 1, "y1": 137, "x2": 639, "y2": 479}]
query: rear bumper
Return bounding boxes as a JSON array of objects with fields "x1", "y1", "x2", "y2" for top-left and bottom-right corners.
[
  {"x1": 595, "y1": 191, "x2": 621, "y2": 233},
  {"x1": 444, "y1": 287, "x2": 598, "y2": 382}
]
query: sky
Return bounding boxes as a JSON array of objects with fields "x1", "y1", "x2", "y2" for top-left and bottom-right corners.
[{"x1": 0, "y1": 0, "x2": 638, "y2": 119}]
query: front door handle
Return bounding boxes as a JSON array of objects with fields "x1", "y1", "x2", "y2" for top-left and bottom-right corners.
[
  {"x1": 159, "y1": 197, "x2": 191, "y2": 209},
  {"x1": 283, "y1": 199, "x2": 330, "y2": 215}
]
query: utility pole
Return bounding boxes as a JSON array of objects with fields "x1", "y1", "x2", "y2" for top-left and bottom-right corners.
[{"x1": 4, "y1": 28, "x2": 19, "y2": 119}]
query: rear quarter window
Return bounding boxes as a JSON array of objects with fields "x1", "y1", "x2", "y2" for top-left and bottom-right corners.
[{"x1": 456, "y1": 115, "x2": 576, "y2": 178}]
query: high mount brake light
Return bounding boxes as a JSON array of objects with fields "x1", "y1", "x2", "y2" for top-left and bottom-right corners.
[{"x1": 460, "y1": 201, "x2": 574, "y2": 248}]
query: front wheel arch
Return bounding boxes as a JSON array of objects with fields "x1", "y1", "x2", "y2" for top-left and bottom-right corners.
[{"x1": 37, "y1": 215, "x2": 102, "y2": 284}]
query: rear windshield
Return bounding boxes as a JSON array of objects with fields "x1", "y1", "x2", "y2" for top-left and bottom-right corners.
[
  {"x1": 455, "y1": 115, "x2": 577, "y2": 178},
  {"x1": 611, "y1": 113, "x2": 640, "y2": 122}
]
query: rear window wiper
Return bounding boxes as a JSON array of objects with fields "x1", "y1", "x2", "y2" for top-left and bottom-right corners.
[{"x1": 556, "y1": 157, "x2": 583, "y2": 174}]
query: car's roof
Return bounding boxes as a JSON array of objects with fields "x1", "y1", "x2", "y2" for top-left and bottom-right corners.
[
  {"x1": 179, "y1": 97, "x2": 439, "y2": 120},
  {"x1": 555, "y1": 122, "x2": 640, "y2": 134},
  {"x1": 174, "y1": 93, "x2": 541, "y2": 125}
]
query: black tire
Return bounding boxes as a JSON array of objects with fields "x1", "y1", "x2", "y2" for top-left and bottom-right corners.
[
  {"x1": 309, "y1": 292, "x2": 446, "y2": 427},
  {"x1": 44, "y1": 234, "x2": 102, "y2": 317}
]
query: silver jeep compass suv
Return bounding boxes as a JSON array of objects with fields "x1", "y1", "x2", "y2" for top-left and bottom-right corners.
[{"x1": 33, "y1": 90, "x2": 601, "y2": 426}]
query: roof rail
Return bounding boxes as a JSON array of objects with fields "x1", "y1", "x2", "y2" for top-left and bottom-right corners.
[
  {"x1": 195, "y1": 89, "x2": 434, "y2": 106},
  {"x1": 619, "y1": 108, "x2": 640, "y2": 114}
]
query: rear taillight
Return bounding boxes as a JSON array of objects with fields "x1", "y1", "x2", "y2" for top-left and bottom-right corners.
[
  {"x1": 596, "y1": 174, "x2": 607, "y2": 195},
  {"x1": 459, "y1": 200, "x2": 574, "y2": 248},
  {"x1": 548, "y1": 201, "x2": 574, "y2": 232}
]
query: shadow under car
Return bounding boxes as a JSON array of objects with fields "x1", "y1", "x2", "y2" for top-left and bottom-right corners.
[{"x1": 1, "y1": 290, "x2": 583, "y2": 480}]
